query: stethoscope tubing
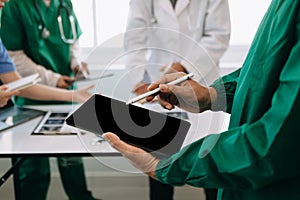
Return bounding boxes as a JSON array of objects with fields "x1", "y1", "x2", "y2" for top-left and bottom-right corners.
[
  {"x1": 34, "y1": 0, "x2": 77, "y2": 44},
  {"x1": 151, "y1": 0, "x2": 157, "y2": 24},
  {"x1": 57, "y1": 0, "x2": 77, "y2": 44}
]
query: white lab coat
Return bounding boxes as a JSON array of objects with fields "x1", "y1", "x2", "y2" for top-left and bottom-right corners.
[{"x1": 124, "y1": 0, "x2": 230, "y2": 86}]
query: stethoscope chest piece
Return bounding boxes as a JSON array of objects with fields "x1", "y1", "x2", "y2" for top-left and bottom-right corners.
[
  {"x1": 38, "y1": 24, "x2": 50, "y2": 39},
  {"x1": 42, "y1": 27, "x2": 51, "y2": 39},
  {"x1": 151, "y1": 17, "x2": 157, "y2": 24}
]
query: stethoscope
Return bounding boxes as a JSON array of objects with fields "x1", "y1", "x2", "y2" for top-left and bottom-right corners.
[
  {"x1": 150, "y1": 0, "x2": 181, "y2": 24},
  {"x1": 34, "y1": 0, "x2": 77, "y2": 44},
  {"x1": 150, "y1": 0, "x2": 157, "y2": 24}
]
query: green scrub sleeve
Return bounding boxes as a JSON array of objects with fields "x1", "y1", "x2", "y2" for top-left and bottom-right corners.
[
  {"x1": 210, "y1": 69, "x2": 240, "y2": 113},
  {"x1": 156, "y1": 16, "x2": 300, "y2": 191}
]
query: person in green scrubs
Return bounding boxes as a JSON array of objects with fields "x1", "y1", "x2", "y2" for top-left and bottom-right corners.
[
  {"x1": 103, "y1": 0, "x2": 300, "y2": 199},
  {"x1": 0, "y1": 0, "x2": 87, "y2": 104},
  {"x1": 0, "y1": 0, "x2": 97, "y2": 200}
]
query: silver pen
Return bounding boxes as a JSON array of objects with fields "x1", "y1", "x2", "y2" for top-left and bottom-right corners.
[
  {"x1": 126, "y1": 73, "x2": 194, "y2": 105},
  {"x1": 75, "y1": 63, "x2": 89, "y2": 80}
]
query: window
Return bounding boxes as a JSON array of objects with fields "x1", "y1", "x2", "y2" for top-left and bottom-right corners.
[
  {"x1": 73, "y1": 0, "x2": 130, "y2": 48},
  {"x1": 72, "y1": 0, "x2": 95, "y2": 47},
  {"x1": 73, "y1": 0, "x2": 271, "y2": 47}
]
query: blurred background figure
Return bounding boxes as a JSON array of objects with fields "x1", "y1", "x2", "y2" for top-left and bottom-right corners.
[
  {"x1": 0, "y1": 0, "x2": 98, "y2": 199},
  {"x1": 124, "y1": 0, "x2": 230, "y2": 199}
]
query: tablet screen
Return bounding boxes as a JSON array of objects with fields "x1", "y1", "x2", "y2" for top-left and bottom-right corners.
[
  {"x1": 66, "y1": 94, "x2": 191, "y2": 157},
  {"x1": 0, "y1": 100, "x2": 46, "y2": 132}
]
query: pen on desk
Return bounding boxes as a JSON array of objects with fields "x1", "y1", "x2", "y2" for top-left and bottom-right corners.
[
  {"x1": 75, "y1": 63, "x2": 89, "y2": 80},
  {"x1": 75, "y1": 73, "x2": 114, "y2": 82},
  {"x1": 126, "y1": 73, "x2": 194, "y2": 105},
  {"x1": 33, "y1": 132, "x2": 77, "y2": 135}
]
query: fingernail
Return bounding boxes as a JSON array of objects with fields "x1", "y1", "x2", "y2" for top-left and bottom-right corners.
[{"x1": 103, "y1": 133, "x2": 109, "y2": 140}]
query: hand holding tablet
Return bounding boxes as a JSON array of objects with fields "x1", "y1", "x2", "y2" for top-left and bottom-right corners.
[{"x1": 66, "y1": 94, "x2": 191, "y2": 158}]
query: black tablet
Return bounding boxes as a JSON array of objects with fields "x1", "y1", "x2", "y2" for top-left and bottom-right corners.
[
  {"x1": 0, "y1": 99, "x2": 46, "y2": 132},
  {"x1": 65, "y1": 94, "x2": 191, "y2": 158}
]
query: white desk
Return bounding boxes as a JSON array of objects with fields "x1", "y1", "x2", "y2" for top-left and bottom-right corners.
[
  {"x1": 0, "y1": 66, "x2": 231, "y2": 189},
  {"x1": 139, "y1": 103, "x2": 230, "y2": 148},
  {"x1": 0, "y1": 104, "x2": 230, "y2": 157},
  {"x1": 0, "y1": 104, "x2": 119, "y2": 187},
  {"x1": 0, "y1": 105, "x2": 118, "y2": 157},
  {"x1": 0, "y1": 104, "x2": 229, "y2": 186}
]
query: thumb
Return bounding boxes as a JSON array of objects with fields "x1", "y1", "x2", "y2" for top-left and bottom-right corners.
[
  {"x1": 0, "y1": 85, "x2": 8, "y2": 91},
  {"x1": 103, "y1": 132, "x2": 137, "y2": 153}
]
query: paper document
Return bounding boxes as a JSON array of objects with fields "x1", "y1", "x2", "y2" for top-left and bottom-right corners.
[{"x1": 5, "y1": 73, "x2": 40, "y2": 91}]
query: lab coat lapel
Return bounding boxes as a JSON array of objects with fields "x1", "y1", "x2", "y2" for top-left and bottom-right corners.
[
  {"x1": 157, "y1": 0, "x2": 176, "y2": 20},
  {"x1": 175, "y1": 0, "x2": 190, "y2": 16}
]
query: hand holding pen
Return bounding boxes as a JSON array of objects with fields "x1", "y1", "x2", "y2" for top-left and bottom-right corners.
[
  {"x1": 74, "y1": 62, "x2": 90, "y2": 80},
  {"x1": 56, "y1": 62, "x2": 89, "y2": 88},
  {"x1": 126, "y1": 72, "x2": 194, "y2": 105},
  {"x1": 57, "y1": 76, "x2": 75, "y2": 89},
  {"x1": 145, "y1": 72, "x2": 216, "y2": 113}
]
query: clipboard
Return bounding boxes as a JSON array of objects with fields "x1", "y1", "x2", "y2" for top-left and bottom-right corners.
[
  {"x1": 5, "y1": 73, "x2": 40, "y2": 91},
  {"x1": 65, "y1": 94, "x2": 191, "y2": 158}
]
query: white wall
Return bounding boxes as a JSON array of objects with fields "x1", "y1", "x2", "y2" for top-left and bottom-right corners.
[
  {"x1": 71, "y1": 0, "x2": 272, "y2": 69},
  {"x1": 72, "y1": 0, "x2": 130, "y2": 48},
  {"x1": 229, "y1": 0, "x2": 271, "y2": 45},
  {"x1": 72, "y1": 0, "x2": 271, "y2": 48}
]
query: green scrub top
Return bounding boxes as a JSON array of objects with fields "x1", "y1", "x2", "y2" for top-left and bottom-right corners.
[
  {"x1": 0, "y1": 0, "x2": 82, "y2": 105},
  {"x1": 156, "y1": 0, "x2": 300, "y2": 199}
]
